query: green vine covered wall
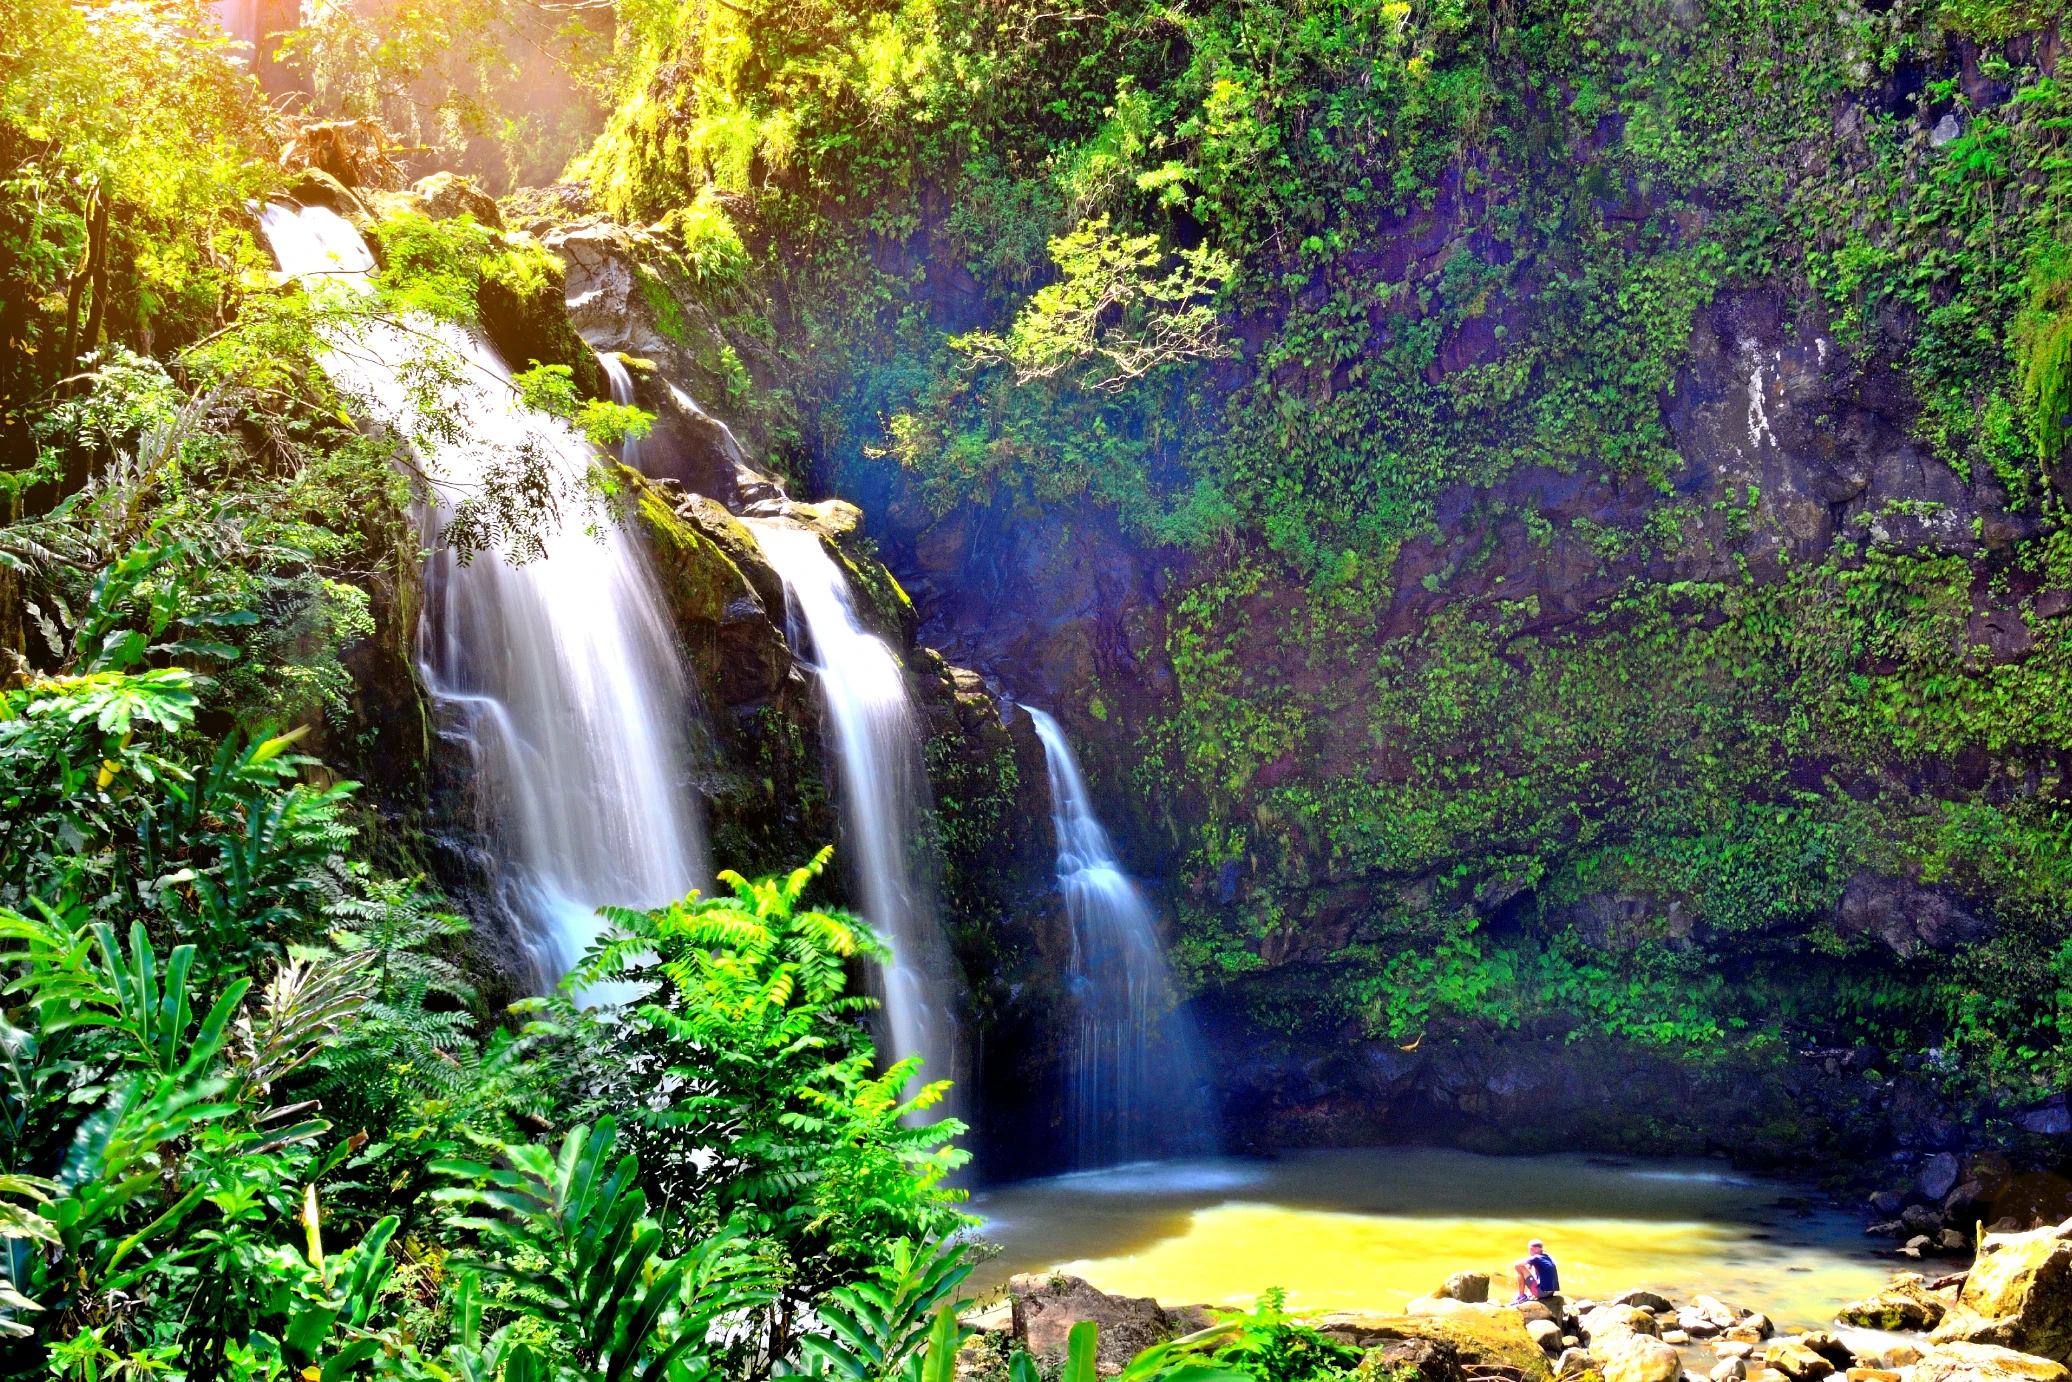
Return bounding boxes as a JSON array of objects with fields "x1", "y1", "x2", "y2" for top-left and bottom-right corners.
[{"x1": 571, "y1": 0, "x2": 2072, "y2": 1159}]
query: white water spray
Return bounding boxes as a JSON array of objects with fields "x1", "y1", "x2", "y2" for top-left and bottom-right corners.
[
  {"x1": 260, "y1": 202, "x2": 710, "y2": 989},
  {"x1": 1025, "y1": 707, "x2": 1214, "y2": 1166},
  {"x1": 748, "y1": 522, "x2": 960, "y2": 1101}
]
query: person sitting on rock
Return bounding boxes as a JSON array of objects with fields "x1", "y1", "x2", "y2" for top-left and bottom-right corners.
[{"x1": 1512, "y1": 1239, "x2": 1560, "y2": 1303}]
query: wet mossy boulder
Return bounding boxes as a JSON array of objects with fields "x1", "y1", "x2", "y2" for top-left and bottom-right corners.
[
  {"x1": 478, "y1": 239, "x2": 605, "y2": 401},
  {"x1": 630, "y1": 471, "x2": 789, "y2": 712},
  {"x1": 668, "y1": 489, "x2": 786, "y2": 619},
  {"x1": 282, "y1": 166, "x2": 369, "y2": 223},
  {"x1": 1358, "y1": 1336, "x2": 1468, "y2": 1382},
  {"x1": 1839, "y1": 1275, "x2": 1951, "y2": 1331}
]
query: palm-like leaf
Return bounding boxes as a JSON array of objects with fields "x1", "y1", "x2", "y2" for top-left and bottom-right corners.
[
  {"x1": 434, "y1": 1117, "x2": 774, "y2": 1382},
  {"x1": 234, "y1": 950, "x2": 378, "y2": 1094},
  {"x1": 798, "y1": 1236, "x2": 973, "y2": 1382}
]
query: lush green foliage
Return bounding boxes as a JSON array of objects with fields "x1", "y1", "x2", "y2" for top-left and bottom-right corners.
[{"x1": 0, "y1": 585, "x2": 974, "y2": 1378}]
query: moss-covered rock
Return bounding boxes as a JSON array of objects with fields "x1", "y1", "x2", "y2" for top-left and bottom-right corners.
[
  {"x1": 282, "y1": 166, "x2": 369, "y2": 224},
  {"x1": 1839, "y1": 1277, "x2": 1951, "y2": 1332},
  {"x1": 1314, "y1": 1309, "x2": 1553, "y2": 1382},
  {"x1": 410, "y1": 172, "x2": 502, "y2": 230},
  {"x1": 478, "y1": 239, "x2": 605, "y2": 401},
  {"x1": 629, "y1": 471, "x2": 789, "y2": 714},
  {"x1": 1932, "y1": 1225, "x2": 2072, "y2": 1362}
]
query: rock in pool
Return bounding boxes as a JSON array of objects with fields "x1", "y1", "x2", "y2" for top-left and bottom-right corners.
[
  {"x1": 1839, "y1": 1274, "x2": 1950, "y2": 1331},
  {"x1": 1762, "y1": 1339, "x2": 1835, "y2": 1382},
  {"x1": 1585, "y1": 1307, "x2": 1663, "y2": 1343},
  {"x1": 1445, "y1": 1272, "x2": 1494, "y2": 1304}
]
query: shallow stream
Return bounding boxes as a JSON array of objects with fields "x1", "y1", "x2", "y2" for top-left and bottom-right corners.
[{"x1": 968, "y1": 1148, "x2": 1897, "y2": 1329}]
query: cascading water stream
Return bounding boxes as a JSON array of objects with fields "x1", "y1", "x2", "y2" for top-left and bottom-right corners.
[
  {"x1": 596, "y1": 350, "x2": 642, "y2": 471},
  {"x1": 1024, "y1": 707, "x2": 1215, "y2": 1166},
  {"x1": 259, "y1": 202, "x2": 710, "y2": 990},
  {"x1": 747, "y1": 522, "x2": 961, "y2": 1104}
]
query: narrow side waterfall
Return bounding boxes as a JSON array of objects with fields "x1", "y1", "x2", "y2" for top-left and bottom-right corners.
[
  {"x1": 748, "y1": 523, "x2": 961, "y2": 1103},
  {"x1": 596, "y1": 350, "x2": 642, "y2": 470},
  {"x1": 1025, "y1": 707, "x2": 1215, "y2": 1166},
  {"x1": 260, "y1": 202, "x2": 710, "y2": 990}
]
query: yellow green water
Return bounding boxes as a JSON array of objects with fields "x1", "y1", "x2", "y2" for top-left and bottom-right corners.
[{"x1": 968, "y1": 1148, "x2": 1897, "y2": 1329}]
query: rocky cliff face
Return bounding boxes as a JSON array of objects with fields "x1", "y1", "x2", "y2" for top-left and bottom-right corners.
[
  {"x1": 805, "y1": 115, "x2": 2072, "y2": 1172},
  {"x1": 399, "y1": 3, "x2": 2072, "y2": 1182},
  {"x1": 521, "y1": 187, "x2": 2072, "y2": 1179}
]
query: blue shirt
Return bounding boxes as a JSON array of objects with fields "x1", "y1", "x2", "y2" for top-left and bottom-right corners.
[{"x1": 1527, "y1": 1254, "x2": 1560, "y2": 1293}]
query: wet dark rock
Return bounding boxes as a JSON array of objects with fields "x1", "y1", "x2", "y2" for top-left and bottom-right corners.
[
  {"x1": 1835, "y1": 873, "x2": 1994, "y2": 959},
  {"x1": 1924, "y1": 1153, "x2": 1967, "y2": 1202},
  {"x1": 1912, "y1": 1204, "x2": 1955, "y2": 1238},
  {"x1": 2020, "y1": 1102, "x2": 2072, "y2": 1137},
  {"x1": 1967, "y1": 610, "x2": 2036, "y2": 665},
  {"x1": 1606, "y1": 1292, "x2": 1672, "y2": 1314},
  {"x1": 1008, "y1": 1273, "x2": 1172, "y2": 1376},
  {"x1": 1953, "y1": 1181, "x2": 1995, "y2": 1223},
  {"x1": 1800, "y1": 1331, "x2": 1856, "y2": 1370},
  {"x1": 478, "y1": 245, "x2": 605, "y2": 401},
  {"x1": 281, "y1": 166, "x2": 369, "y2": 222},
  {"x1": 1379, "y1": 1336, "x2": 1471, "y2": 1382}
]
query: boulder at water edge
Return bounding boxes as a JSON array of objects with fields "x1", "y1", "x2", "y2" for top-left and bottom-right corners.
[
  {"x1": 1797, "y1": 1331, "x2": 1855, "y2": 1371},
  {"x1": 1315, "y1": 1307, "x2": 1554, "y2": 1382},
  {"x1": 1912, "y1": 1343, "x2": 2072, "y2": 1382},
  {"x1": 1760, "y1": 1340, "x2": 1833, "y2": 1382},
  {"x1": 1583, "y1": 1306, "x2": 1663, "y2": 1343},
  {"x1": 1444, "y1": 1272, "x2": 1493, "y2": 1303},
  {"x1": 1839, "y1": 1274, "x2": 1950, "y2": 1331},
  {"x1": 1930, "y1": 1222, "x2": 2072, "y2": 1361},
  {"x1": 1594, "y1": 1333, "x2": 1681, "y2": 1382},
  {"x1": 1608, "y1": 1292, "x2": 1674, "y2": 1315},
  {"x1": 1007, "y1": 1273, "x2": 1172, "y2": 1376}
]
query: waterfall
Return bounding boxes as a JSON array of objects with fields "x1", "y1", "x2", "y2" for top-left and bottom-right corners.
[
  {"x1": 260, "y1": 202, "x2": 710, "y2": 990},
  {"x1": 747, "y1": 522, "x2": 960, "y2": 1102},
  {"x1": 596, "y1": 350, "x2": 642, "y2": 471},
  {"x1": 1024, "y1": 707, "x2": 1214, "y2": 1166}
]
